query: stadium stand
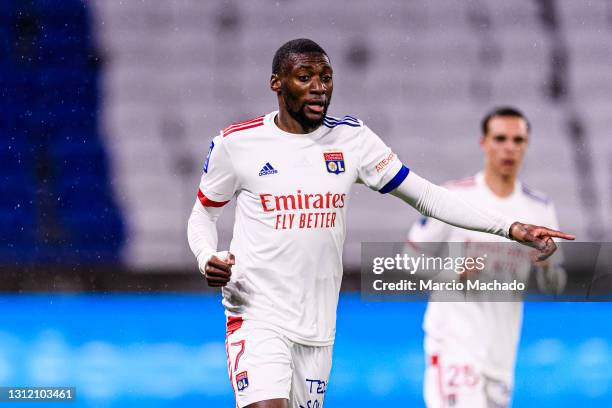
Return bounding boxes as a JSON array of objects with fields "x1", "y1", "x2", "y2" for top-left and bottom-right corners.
[
  {"x1": 0, "y1": 0, "x2": 124, "y2": 265},
  {"x1": 90, "y1": 0, "x2": 610, "y2": 269},
  {"x1": 0, "y1": 3, "x2": 609, "y2": 407},
  {"x1": 2, "y1": 0, "x2": 608, "y2": 268}
]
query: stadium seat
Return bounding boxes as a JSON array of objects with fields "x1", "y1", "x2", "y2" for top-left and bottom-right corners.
[{"x1": 81, "y1": 0, "x2": 612, "y2": 268}]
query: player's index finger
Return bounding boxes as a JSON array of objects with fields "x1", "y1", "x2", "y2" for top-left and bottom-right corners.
[{"x1": 545, "y1": 229, "x2": 576, "y2": 240}]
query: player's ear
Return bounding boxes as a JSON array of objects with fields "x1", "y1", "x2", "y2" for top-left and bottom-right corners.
[
  {"x1": 479, "y1": 135, "x2": 486, "y2": 150},
  {"x1": 270, "y1": 74, "x2": 281, "y2": 94}
]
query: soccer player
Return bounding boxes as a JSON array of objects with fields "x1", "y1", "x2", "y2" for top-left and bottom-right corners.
[
  {"x1": 406, "y1": 107, "x2": 566, "y2": 408},
  {"x1": 187, "y1": 39, "x2": 574, "y2": 408}
]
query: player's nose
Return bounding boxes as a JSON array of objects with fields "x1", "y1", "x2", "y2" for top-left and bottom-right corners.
[
  {"x1": 309, "y1": 77, "x2": 325, "y2": 94},
  {"x1": 504, "y1": 141, "x2": 517, "y2": 152}
]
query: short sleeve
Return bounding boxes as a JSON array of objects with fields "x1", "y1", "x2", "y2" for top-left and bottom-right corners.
[
  {"x1": 356, "y1": 125, "x2": 409, "y2": 193},
  {"x1": 196, "y1": 135, "x2": 239, "y2": 207}
]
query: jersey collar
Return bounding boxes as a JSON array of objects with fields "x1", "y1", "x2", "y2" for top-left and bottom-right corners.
[
  {"x1": 475, "y1": 171, "x2": 522, "y2": 201},
  {"x1": 266, "y1": 111, "x2": 329, "y2": 140}
]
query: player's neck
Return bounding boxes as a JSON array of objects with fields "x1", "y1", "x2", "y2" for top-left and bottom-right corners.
[
  {"x1": 275, "y1": 111, "x2": 319, "y2": 134},
  {"x1": 483, "y1": 170, "x2": 516, "y2": 198}
]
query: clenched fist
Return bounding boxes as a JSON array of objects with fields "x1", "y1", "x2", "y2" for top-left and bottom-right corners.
[{"x1": 202, "y1": 251, "x2": 235, "y2": 287}]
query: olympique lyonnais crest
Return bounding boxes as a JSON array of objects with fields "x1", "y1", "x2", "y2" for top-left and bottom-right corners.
[
  {"x1": 323, "y1": 151, "x2": 345, "y2": 174},
  {"x1": 236, "y1": 371, "x2": 249, "y2": 391}
]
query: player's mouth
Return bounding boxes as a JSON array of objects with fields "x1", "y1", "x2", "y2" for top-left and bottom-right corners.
[
  {"x1": 305, "y1": 101, "x2": 326, "y2": 115},
  {"x1": 501, "y1": 159, "x2": 516, "y2": 167}
]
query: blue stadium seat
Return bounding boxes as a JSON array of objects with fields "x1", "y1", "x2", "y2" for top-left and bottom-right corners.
[
  {"x1": 0, "y1": 2, "x2": 14, "y2": 20},
  {"x1": 0, "y1": 136, "x2": 32, "y2": 167},
  {"x1": 0, "y1": 0, "x2": 125, "y2": 265},
  {"x1": 0, "y1": 172, "x2": 36, "y2": 264},
  {"x1": 50, "y1": 140, "x2": 109, "y2": 179},
  {"x1": 35, "y1": 0, "x2": 87, "y2": 18},
  {"x1": 55, "y1": 175, "x2": 116, "y2": 212},
  {"x1": 0, "y1": 25, "x2": 10, "y2": 48},
  {"x1": 0, "y1": 176, "x2": 34, "y2": 213}
]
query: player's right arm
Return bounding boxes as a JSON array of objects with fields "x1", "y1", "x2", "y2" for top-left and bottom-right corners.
[{"x1": 187, "y1": 135, "x2": 239, "y2": 287}]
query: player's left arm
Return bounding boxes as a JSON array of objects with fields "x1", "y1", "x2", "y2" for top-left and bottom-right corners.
[
  {"x1": 391, "y1": 171, "x2": 575, "y2": 260},
  {"x1": 354, "y1": 125, "x2": 574, "y2": 261}
]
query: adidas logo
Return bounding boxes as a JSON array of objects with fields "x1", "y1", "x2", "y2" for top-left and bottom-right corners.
[{"x1": 259, "y1": 162, "x2": 278, "y2": 176}]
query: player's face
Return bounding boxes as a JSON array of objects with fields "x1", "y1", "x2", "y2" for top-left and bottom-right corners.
[
  {"x1": 481, "y1": 116, "x2": 529, "y2": 178},
  {"x1": 273, "y1": 53, "x2": 333, "y2": 131}
]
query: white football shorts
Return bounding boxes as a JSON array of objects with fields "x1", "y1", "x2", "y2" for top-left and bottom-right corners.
[
  {"x1": 424, "y1": 337, "x2": 511, "y2": 408},
  {"x1": 225, "y1": 317, "x2": 333, "y2": 408}
]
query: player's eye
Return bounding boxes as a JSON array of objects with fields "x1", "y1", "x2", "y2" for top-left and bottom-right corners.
[
  {"x1": 493, "y1": 135, "x2": 506, "y2": 143},
  {"x1": 321, "y1": 75, "x2": 332, "y2": 83},
  {"x1": 298, "y1": 75, "x2": 310, "y2": 82},
  {"x1": 514, "y1": 137, "x2": 526, "y2": 145}
]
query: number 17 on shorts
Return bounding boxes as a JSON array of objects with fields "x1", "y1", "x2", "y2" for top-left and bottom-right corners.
[{"x1": 225, "y1": 320, "x2": 332, "y2": 408}]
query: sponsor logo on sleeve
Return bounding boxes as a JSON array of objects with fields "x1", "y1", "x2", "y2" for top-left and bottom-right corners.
[{"x1": 375, "y1": 152, "x2": 395, "y2": 173}]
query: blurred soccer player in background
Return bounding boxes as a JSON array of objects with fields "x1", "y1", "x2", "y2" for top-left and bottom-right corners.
[
  {"x1": 187, "y1": 39, "x2": 574, "y2": 408},
  {"x1": 407, "y1": 107, "x2": 567, "y2": 408}
]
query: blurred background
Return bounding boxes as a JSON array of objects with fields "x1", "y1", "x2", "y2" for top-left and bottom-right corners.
[{"x1": 0, "y1": 0, "x2": 610, "y2": 406}]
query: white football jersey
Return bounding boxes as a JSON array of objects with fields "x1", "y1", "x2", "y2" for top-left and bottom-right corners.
[
  {"x1": 198, "y1": 111, "x2": 407, "y2": 346},
  {"x1": 408, "y1": 172, "x2": 560, "y2": 383}
]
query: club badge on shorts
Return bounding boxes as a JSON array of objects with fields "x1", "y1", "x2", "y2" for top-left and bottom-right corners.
[
  {"x1": 323, "y1": 151, "x2": 345, "y2": 174},
  {"x1": 236, "y1": 371, "x2": 249, "y2": 391}
]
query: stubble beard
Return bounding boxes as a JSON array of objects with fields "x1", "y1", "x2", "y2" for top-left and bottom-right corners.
[{"x1": 282, "y1": 88, "x2": 331, "y2": 132}]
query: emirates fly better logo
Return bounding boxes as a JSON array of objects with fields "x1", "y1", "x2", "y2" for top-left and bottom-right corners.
[{"x1": 259, "y1": 190, "x2": 346, "y2": 230}]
